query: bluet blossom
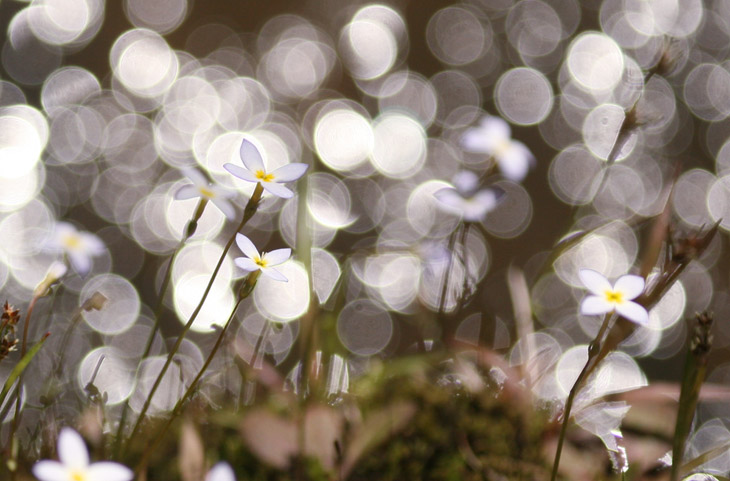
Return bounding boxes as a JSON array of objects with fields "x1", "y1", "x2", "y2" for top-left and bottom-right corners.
[
  {"x1": 461, "y1": 116, "x2": 534, "y2": 182},
  {"x1": 579, "y1": 269, "x2": 649, "y2": 325},
  {"x1": 234, "y1": 233, "x2": 291, "y2": 282},
  {"x1": 32, "y1": 428, "x2": 133, "y2": 481},
  {"x1": 175, "y1": 168, "x2": 236, "y2": 220},
  {"x1": 47, "y1": 222, "x2": 105, "y2": 277},
  {"x1": 434, "y1": 170, "x2": 502, "y2": 222},
  {"x1": 224, "y1": 139, "x2": 308, "y2": 199}
]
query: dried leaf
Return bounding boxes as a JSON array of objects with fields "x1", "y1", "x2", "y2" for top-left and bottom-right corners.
[
  {"x1": 240, "y1": 408, "x2": 297, "y2": 469},
  {"x1": 179, "y1": 421, "x2": 205, "y2": 481}
]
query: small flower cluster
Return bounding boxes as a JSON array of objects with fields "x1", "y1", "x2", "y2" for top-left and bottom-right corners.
[
  {"x1": 175, "y1": 139, "x2": 304, "y2": 281},
  {"x1": 0, "y1": 301, "x2": 20, "y2": 362},
  {"x1": 433, "y1": 115, "x2": 533, "y2": 222}
]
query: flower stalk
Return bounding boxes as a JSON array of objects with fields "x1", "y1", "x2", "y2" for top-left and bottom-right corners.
[{"x1": 124, "y1": 182, "x2": 264, "y2": 453}]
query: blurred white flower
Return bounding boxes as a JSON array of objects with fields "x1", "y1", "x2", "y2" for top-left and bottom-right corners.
[
  {"x1": 32, "y1": 428, "x2": 133, "y2": 481},
  {"x1": 47, "y1": 222, "x2": 105, "y2": 277},
  {"x1": 234, "y1": 233, "x2": 291, "y2": 282},
  {"x1": 579, "y1": 269, "x2": 648, "y2": 325},
  {"x1": 461, "y1": 116, "x2": 534, "y2": 182},
  {"x1": 224, "y1": 139, "x2": 308, "y2": 199},
  {"x1": 434, "y1": 170, "x2": 502, "y2": 222},
  {"x1": 206, "y1": 462, "x2": 236, "y2": 481},
  {"x1": 175, "y1": 168, "x2": 237, "y2": 220}
]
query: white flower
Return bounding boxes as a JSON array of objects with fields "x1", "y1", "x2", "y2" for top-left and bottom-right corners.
[
  {"x1": 234, "y1": 233, "x2": 291, "y2": 282},
  {"x1": 461, "y1": 116, "x2": 534, "y2": 182},
  {"x1": 206, "y1": 462, "x2": 236, "y2": 481},
  {"x1": 175, "y1": 168, "x2": 237, "y2": 220},
  {"x1": 47, "y1": 222, "x2": 105, "y2": 277},
  {"x1": 32, "y1": 428, "x2": 133, "y2": 481},
  {"x1": 434, "y1": 170, "x2": 502, "y2": 222},
  {"x1": 224, "y1": 139, "x2": 308, "y2": 199},
  {"x1": 579, "y1": 269, "x2": 649, "y2": 325}
]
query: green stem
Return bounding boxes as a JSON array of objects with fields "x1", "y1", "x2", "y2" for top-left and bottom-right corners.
[
  {"x1": 134, "y1": 282, "x2": 253, "y2": 475},
  {"x1": 6, "y1": 294, "x2": 39, "y2": 474},
  {"x1": 113, "y1": 197, "x2": 207, "y2": 456},
  {"x1": 124, "y1": 183, "x2": 263, "y2": 454},
  {"x1": 550, "y1": 313, "x2": 613, "y2": 481}
]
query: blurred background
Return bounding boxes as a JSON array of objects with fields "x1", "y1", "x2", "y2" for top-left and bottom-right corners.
[{"x1": 0, "y1": 0, "x2": 729, "y2": 438}]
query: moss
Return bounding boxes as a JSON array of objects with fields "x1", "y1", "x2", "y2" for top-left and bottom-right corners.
[
  {"x1": 129, "y1": 356, "x2": 552, "y2": 480},
  {"x1": 345, "y1": 361, "x2": 551, "y2": 481}
]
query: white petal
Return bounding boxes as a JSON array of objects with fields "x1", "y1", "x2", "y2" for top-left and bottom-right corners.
[
  {"x1": 211, "y1": 198, "x2": 236, "y2": 220},
  {"x1": 616, "y1": 301, "x2": 649, "y2": 325},
  {"x1": 68, "y1": 251, "x2": 92, "y2": 277},
  {"x1": 57, "y1": 428, "x2": 89, "y2": 469},
  {"x1": 261, "y1": 267, "x2": 288, "y2": 282},
  {"x1": 181, "y1": 168, "x2": 207, "y2": 187},
  {"x1": 613, "y1": 274, "x2": 645, "y2": 300},
  {"x1": 451, "y1": 170, "x2": 479, "y2": 195},
  {"x1": 87, "y1": 462, "x2": 134, "y2": 481},
  {"x1": 480, "y1": 115, "x2": 511, "y2": 139},
  {"x1": 209, "y1": 184, "x2": 236, "y2": 199},
  {"x1": 235, "y1": 233, "x2": 260, "y2": 259},
  {"x1": 239, "y1": 139, "x2": 265, "y2": 173},
  {"x1": 234, "y1": 257, "x2": 260, "y2": 272},
  {"x1": 263, "y1": 248, "x2": 291, "y2": 266},
  {"x1": 497, "y1": 142, "x2": 532, "y2": 182},
  {"x1": 434, "y1": 188, "x2": 466, "y2": 213},
  {"x1": 80, "y1": 232, "x2": 105, "y2": 255},
  {"x1": 471, "y1": 189, "x2": 499, "y2": 212},
  {"x1": 175, "y1": 184, "x2": 200, "y2": 200},
  {"x1": 262, "y1": 181, "x2": 294, "y2": 199},
  {"x1": 206, "y1": 462, "x2": 236, "y2": 481},
  {"x1": 224, "y1": 163, "x2": 258, "y2": 183},
  {"x1": 461, "y1": 198, "x2": 491, "y2": 222},
  {"x1": 579, "y1": 269, "x2": 612, "y2": 295},
  {"x1": 580, "y1": 295, "x2": 613, "y2": 316},
  {"x1": 271, "y1": 163, "x2": 308, "y2": 182},
  {"x1": 32, "y1": 461, "x2": 69, "y2": 481}
]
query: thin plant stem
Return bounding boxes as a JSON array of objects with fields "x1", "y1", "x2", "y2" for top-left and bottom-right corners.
[
  {"x1": 134, "y1": 287, "x2": 251, "y2": 475},
  {"x1": 7, "y1": 296, "x2": 38, "y2": 435},
  {"x1": 125, "y1": 183, "x2": 263, "y2": 453},
  {"x1": 550, "y1": 313, "x2": 614, "y2": 481},
  {"x1": 113, "y1": 197, "x2": 207, "y2": 455}
]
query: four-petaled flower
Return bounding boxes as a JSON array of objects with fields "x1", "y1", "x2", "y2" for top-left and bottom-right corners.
[
  {"x1": 32, "y1": 428, "x2": 133, "y2": 481},
  {"x1": 175, "y1": 168, "x2": 237, "y2": 220},
  {"x1": 461, "y1": 116, "x2": 534, "y2": 182},
  {"x1": 434, "y1": 170, "x2": 503, "y2": 222},
  {"x1": 47, "y1": 222, "x2": 105, "y2": 277},
  {"x1": 206, "y1": 462, "x2": 236, "y2": 481},
  {"x1": 234, "y1": 233, "x2": 291, "y2": 282},
  {"x1": 224, "y1": 139, "x2": 308, "y2": 199},
  {"x1": 579, "y1": 269, "x2": 649, "y2": 325}
]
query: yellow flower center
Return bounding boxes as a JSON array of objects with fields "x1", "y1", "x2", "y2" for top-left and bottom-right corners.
[
  {"x1": 62, "y1": 234, "x2": 81, "y2": 251},
  {"x1": 70, "y1": 470, "x2": 86, "y2": 481},
  {"x1": 604, "y1": 290, "x2": 623, "y2": 304},
  {"x1": 255, "y1": 170, "x2": 275, "y2": 182},
  {"x1": 198, "y1": 186, "x2": 215, "y2": 198},
  {"x1": 494, "y1": 138, "x2": 513, "y2": 159},
  {"x1": 254, "y1": 257, "x2": 268, "y2": 268}
]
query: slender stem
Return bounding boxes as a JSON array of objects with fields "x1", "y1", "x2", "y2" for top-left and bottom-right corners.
[
  {"x1": 113, "y1": 198, "x2": 206, "y2": 455},
  {"x1": 6, "y1": 294, "x2": 40, "y2": 479},
  {"x1": 433, "y1": 225, "x2": 461, "y2": 350},
  {"x1": 125, "y1": 183, "x2": 263, "y2": 453},
  {"x1": 550, "y1": 314, "x2": 613, "y2": 481},
  {"x1": 135, "y1": 293, "x2": 247, "y2": 475}
]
